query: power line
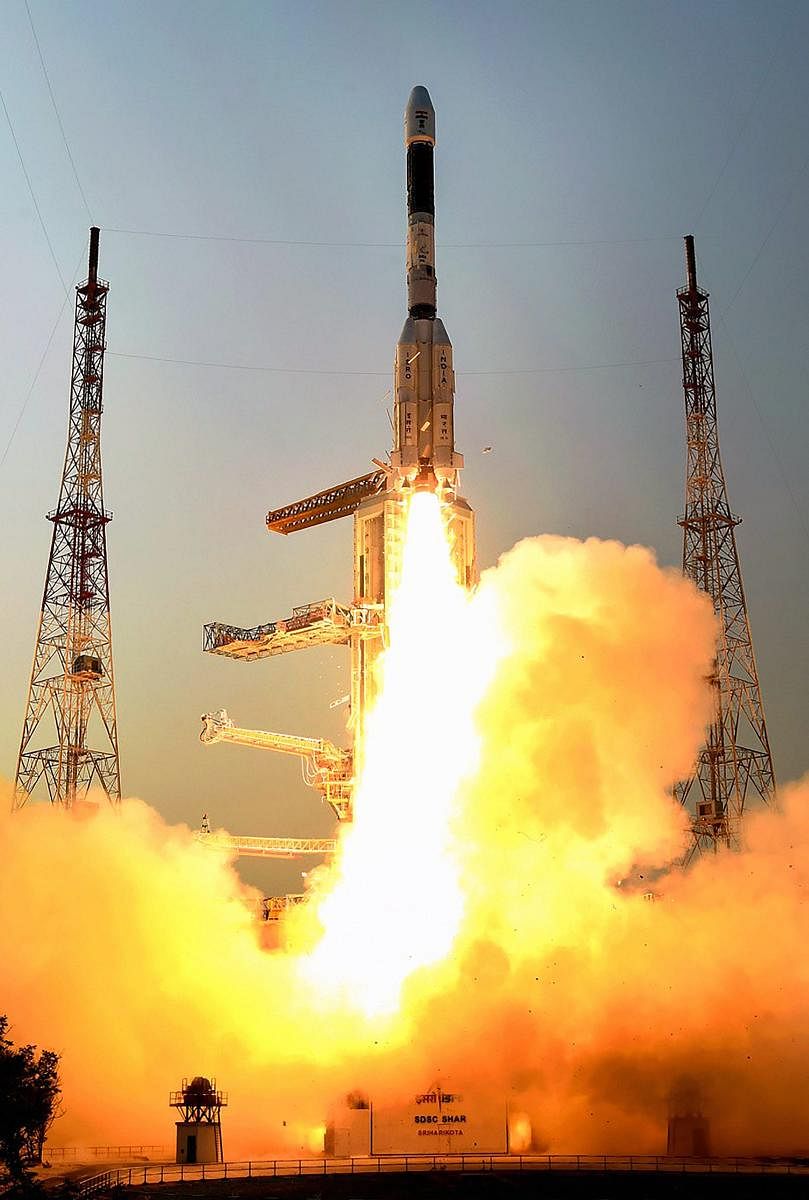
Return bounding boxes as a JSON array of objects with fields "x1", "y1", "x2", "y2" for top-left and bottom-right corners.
[
  {"x1": 24, "y1": 0, "x2": 93, "y2": 222},
  {"x1": 717, "y1": 311, "x2": 809, "y2": 555},
  {"x1": 1, "y1": 88, "x2": 67, "y2": 293},
  {"x1": 722, "y1": 151, "x2": 809, "y2": 317},
  {"x1": 463, "y1": 358, "x2": 677, "y2": 377},
  {"x1": 105, "y1": 226, "x2": 685, "y2": 251},
  {"x1": 0, "y1": 248, "x2": 84, "y2": 471},
  {"x1": 693, "y1": 30, "x2": 785, "y2": 231},
  {"x1": 105, "y1": 228, "x2": 403, "y2": 248},
  {"x1": 107, "y1": 349, "x2": 676, "y2": 378},
  {"x1": 108, "y1": 352, "x2": 389, "y2": 377}
]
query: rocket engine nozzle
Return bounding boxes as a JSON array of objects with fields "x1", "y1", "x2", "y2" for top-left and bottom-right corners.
[
  {"x1": 412, "y1": 467, "x2": 440, "y2": 496},
  {"x1": 412, "y1": 467, "x2": 457, "y2": 499}
]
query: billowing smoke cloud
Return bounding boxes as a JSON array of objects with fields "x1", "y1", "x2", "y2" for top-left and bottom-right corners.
[
  {"x1": 1, "y1": 531, "x2": 806, "y2": 1157},
  {"x1": 405, "y1": 536, "x2": 809, "y2": 1154}
]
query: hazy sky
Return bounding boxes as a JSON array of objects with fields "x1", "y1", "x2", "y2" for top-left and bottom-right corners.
[{"x1": 1, "y1": 1, "x2": 807, "y2": 895}]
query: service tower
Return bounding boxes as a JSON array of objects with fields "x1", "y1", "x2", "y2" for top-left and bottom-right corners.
[{"x1": 202, "y1": 87, "x2": 475, "y2": 846}]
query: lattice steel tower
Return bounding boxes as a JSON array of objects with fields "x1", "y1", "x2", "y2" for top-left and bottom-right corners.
[
  {"x1": 13, "y1": 227, "x2": 120, "y2": 810},
  {"x1": 675, "y1": 234, "x2": 775, "y2": 859}
]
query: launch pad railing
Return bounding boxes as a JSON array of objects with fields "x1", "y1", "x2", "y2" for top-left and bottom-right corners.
[
  {"x1": 77, "y1": 1152, "x2": 809, "y2": 1193},
  {"x1": 45, "y1": 1145, "x2": 171, "y2": 1161}
]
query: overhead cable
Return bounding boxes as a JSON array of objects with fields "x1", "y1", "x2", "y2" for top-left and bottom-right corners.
[
  {"x1": 105, "y1": 227, "x2": 684, "y2": 250},
  {"x1": 717, "y1": 312, "x2": 809, "y2": 554},
  {"x1": 693, "y1": 30, "x2": 785, "y2": 231},
  {"x1": 107, "y1": 350, "x2": 677, "y2": 378},
  {"x1": 0, "y1": 247, "x2": 85, "y2": 471},
  {"x1": 24, "y1": 0, "x2": 93, "y2": 221},
  {"x1": 1, "y1": 88, "x2": 67, "y2": 293},
  {"x1": 722, "y1": 153, "x2": 809, "y2": 316}
]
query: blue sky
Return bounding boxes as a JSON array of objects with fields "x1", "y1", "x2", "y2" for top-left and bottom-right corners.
[{"x1": 1, "y1": 1, "x2": 807, "y2": 893}]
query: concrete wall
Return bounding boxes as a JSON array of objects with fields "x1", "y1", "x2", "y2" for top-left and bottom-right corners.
[{"x1": 176, "y1": 1122, "x2": 221, "y2": 1164}]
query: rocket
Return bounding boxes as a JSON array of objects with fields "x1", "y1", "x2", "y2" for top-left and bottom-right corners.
[
  {"x1": 207, "y1": 85, "x2": 478, "y2": 798},
  {"x1": 390, "y1": 86, "x2": 464, "y2": 496}
]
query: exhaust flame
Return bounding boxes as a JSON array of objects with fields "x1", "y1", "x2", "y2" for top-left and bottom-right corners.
[
  {"x1": 1, "y1": 510, "x2": 809, "y2": 1157},
  {"x1": 300, "y1": 492, "x2": 505, "y2": 1016}
]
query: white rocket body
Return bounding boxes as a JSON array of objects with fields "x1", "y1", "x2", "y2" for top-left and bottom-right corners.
[
  {"x1": 390, "y1": 86, "x2": 463, "y2": 494},
  {"x1": 351, "y1": 87, "x2": 477, "y2": 760}
]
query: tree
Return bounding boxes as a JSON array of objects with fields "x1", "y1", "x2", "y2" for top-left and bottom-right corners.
[{"x1": 0, "y1": 1017, "x2": 61, "y2": 1182}]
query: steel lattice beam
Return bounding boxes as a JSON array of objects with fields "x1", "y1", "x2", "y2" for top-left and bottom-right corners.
[
  {"x1": 266, "y1": 470, "x2": 386, "y2": 534},
  {"x1": 203, "y1": 597, "x2": 353, "y2": 659},
  {"x1": 203, "y1": 597, "x2": 383, "y2": 660},
  {"x1": 258, "y1": 894, "x2": 306, "y2": 921},
  {"x1": 196, "y1": 831, "x2": 337, "y2": 859}
]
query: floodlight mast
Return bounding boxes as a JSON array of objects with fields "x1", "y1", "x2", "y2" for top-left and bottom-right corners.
[
  {"x1": 674, "y1": 234, "x2": 776, "y2": 861},
  {"x1": 14, "y1": 228, "x2": 121, "y2": 811}
]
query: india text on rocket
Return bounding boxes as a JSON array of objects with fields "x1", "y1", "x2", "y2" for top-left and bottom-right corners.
[{"x1": 203, "y1": 87, "x2": 477, "y2": 818}]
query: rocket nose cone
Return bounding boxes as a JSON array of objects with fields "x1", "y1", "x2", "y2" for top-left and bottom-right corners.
[
  {"x1": 408, "y1": 85, "x2": 433, "y2": 112},
  {"x1": 405, "y1": 85, "x2": 435, "y2": 145}
]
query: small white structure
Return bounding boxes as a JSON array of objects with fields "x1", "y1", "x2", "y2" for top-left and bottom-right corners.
[
  {"x1": 170, "y1": 1076, "x2": 226, "y2": 1164},
  {"x1": 175, "y1": 1122, "x2": 221, "y2": 1165}
]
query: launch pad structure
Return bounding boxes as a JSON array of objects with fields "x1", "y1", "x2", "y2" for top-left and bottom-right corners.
[
  {"x1": 7, "y1": 87, "x2": 795, "y2": 1187},
  {"x1": 200, "y1": 87, "x2": 476, "y2": 876},
  {"x1": 198, "y1": 103, "x2": 780, "y2": 887}
]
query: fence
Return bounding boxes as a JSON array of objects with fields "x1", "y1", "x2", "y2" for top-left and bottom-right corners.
[
  {"x1": 77, "y1": 1153, "x2": 809, "y2": 1194},
  {"x1": 46, "y1": 1147, "x2": 170, "y2": 1163}
]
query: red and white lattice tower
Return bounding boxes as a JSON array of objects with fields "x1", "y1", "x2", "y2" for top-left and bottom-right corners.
[
  {"x1": 13, "y1": 227, "x2": 120, "y2": 810},
  {"x1": 674, "y1": 235, "x2": 775, "y2": 861}
]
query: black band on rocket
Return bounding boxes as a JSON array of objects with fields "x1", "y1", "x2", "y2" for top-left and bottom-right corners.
[{"x1": 407, "y1": 144, "x2": 435, "y2": 217}]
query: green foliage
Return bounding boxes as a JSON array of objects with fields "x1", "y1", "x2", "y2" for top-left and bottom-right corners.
[{"x1": 0, "y1": 1016, "x2": 61, "y2": 1182}]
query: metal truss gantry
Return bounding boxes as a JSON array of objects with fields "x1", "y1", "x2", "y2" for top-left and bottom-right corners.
[
  {"x1": 203, "y1": 596, "x2": 383, "y2": 662},
  {"x1": 196, "y1": 825, "x2": 337, "y2": 859},
  {"x1": 257, "y1": 893, "x2": 306, "y2": 923},
  {"x1": 200, "y1": 709, "x2": 353, "y2": 820},
  {"x1": 266, "y1": 469, "x2": 386, "y2": 534},
  {"x1": 14, "y1": 228, "x2": 121, "y2": 810},
  {"x1": 674, "y1": 235, "x2": 776, "y2": 860}
]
